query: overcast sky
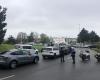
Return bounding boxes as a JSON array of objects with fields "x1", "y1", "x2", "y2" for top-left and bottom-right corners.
[{"x1": 0, "y1": 0, "x2": 100, "y2": 38}]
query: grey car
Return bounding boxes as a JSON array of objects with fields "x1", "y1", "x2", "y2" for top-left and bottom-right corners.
[{"x1": 0, "y1": 49, "x2": 39, "y2": 69}]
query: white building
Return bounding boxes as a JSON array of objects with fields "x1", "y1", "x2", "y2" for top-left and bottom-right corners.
[
  {"x1": 65, "y1": 38, "x2": 77, "y2": 45},
  {"x1": 53, "y1": 37, "x2": 66, "y2": 44}
]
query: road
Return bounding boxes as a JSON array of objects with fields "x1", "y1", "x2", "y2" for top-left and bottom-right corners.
[{"x1": 0, "y1": 48, "x2": 100, "y2": 80}]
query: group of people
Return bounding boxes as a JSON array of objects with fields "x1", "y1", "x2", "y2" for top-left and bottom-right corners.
[{"x1": 59, "y1": 47, "x2": 76, "y2": 64}]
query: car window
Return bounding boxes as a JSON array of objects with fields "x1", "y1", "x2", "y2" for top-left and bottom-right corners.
[
  {"x1": 53, "y1": 48, "x2": 59, "y2": 50},
  {"x1": 17, "y1": 50, "x2": 23, "y2": 55},
  {"x1": 22, "y1": 50, "x2": 30, "y2": 55},
  {"x1": 22, "y1": 46, "x2": 32, "y2": 49},
  {"x1": 10, "y1": 52, "x2": 19, "y2": 55},
  {"x1": 42, "y1": 48, "x2": 52, "y2": 51}
]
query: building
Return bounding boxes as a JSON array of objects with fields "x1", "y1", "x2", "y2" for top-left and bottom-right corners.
[
  {"x1": 65, "y1": 38, "x2": 77, "y2": 45},
  {"x1": 53, "y1": 37, "x2": 66, "y2": 44}
]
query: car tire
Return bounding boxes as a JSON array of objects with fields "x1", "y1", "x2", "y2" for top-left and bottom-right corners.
[
  {"x1": 33, "y1": 57, "x2": 39, "y2": 64},
  {"x1": 9, "y1": 61, "x2": 17, "y2": 69}
]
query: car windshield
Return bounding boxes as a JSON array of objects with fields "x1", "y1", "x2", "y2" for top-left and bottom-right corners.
[
  {"x1": 42, "y1": 48, "x2": 52, "y2": 51},
  {"x1": 23, "y1": 46, "x2": 32, "y2": 49}
]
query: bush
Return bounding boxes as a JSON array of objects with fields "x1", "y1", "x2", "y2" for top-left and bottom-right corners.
[
  {"x1": 92, "y1": 48, "x2": 100, "y2": 53},
  {"x1": 0, "y1": 44, "x2": 14, "y2": 52},
  {"x1": 33, "y1": 44, "x2": 43, "y2": 52}
]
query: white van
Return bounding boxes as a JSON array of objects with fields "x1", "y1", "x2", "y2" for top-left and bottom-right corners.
[
  {"x1": 41, "y1": 47, "x2": 60, "y2": 59},
  {"x1": 15, "y1": 44, "x2": 38, "y2": 54}
]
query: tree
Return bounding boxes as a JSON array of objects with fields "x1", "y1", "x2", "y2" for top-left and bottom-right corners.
[
  {"x1": 0, "y1": 6, "x2": 7, "y2": 44},
  {"x1": 28, "y1": 32, "x2": 34, "y2": 42},
  {"x1": 40, "y1": 33, "x2": 50, "y2": 45},
  {"x1": 89, "y1": 31, "x2": 100, "y2": 43},
  {"x1": 77, "y1": 28, "x2": 89, "y2": 43},
  {"x1": 6, "y1": 35, "x2": 16, "y2": 44},
  {"x1": 28, "y1": 32, "x2": 39, "y2": 43}
]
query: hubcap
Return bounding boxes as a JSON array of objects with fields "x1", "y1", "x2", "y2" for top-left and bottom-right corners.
[
  {"x1": 11, "y1": 62, "x2": 16, "y2": 68},
  {"x1": 35, "y1": 58, "x2": 38, "y2": 63}
]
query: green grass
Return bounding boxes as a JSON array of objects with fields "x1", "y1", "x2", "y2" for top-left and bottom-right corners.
[
  {"x1": 33, "y1": 44, "x2": 43, "y2": 52},
  {"x1": 0, "y1": 44, "x2": 14, "y2": 52},
  {"x1": 92, "y1": 48, "x2": 100, "y2": 53},
  {"x1": 0, "y1": 44, "x2": 44, "y2": 53}
]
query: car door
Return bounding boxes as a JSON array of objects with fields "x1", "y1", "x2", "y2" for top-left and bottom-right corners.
[
  {"x1": 22, "y1": 50, "x2": 33, "y2": 62},
  {"x1": 16, "y1": 50, "x2": 31, "y2": 64}
]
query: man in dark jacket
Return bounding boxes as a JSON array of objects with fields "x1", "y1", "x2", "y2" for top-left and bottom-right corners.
[
  {"x1": 60, "y1": 47, "x2": 65, "y2": 62},
  {"x1": 71, "y1": 47, "x2": 76, "y2": 64}
]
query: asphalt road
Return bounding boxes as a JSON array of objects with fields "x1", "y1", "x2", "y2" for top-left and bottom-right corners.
[{"x1": 0, "y1": 48, "x2": 100, "y2": 80}]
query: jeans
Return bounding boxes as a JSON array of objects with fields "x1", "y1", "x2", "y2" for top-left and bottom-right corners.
[{"x1": 60, "y1": 55, "x2": 65, "y2": 62}]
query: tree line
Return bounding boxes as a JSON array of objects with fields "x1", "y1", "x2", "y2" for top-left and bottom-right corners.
[
  {"x1": 77, "y1": 28, "x2": 100, "y2": 43},
  {"x1": 5, "y1": 32, "x2": 51, "y2": 45}
]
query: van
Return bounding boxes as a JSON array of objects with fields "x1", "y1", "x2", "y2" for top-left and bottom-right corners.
[{"x1": 15, "y1": 44, "x2": 38, "y2": 54}]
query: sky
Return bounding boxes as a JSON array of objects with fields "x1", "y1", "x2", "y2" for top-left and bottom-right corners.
[{"x1": 0, "y1": 0, "x2": 100, "y2": 38}]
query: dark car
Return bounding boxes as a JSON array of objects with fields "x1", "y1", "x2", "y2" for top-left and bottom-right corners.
[{"x1": 0, "y1": 49, "x2": 39, "y2": 69}]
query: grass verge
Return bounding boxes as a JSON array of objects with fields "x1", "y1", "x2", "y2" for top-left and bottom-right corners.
[
  {"x1": 33, "y1": 44, "x2": 43, "y2": 52},
  {"x1": 0, "y1": 44, "x2": 14, "y2": 52}
]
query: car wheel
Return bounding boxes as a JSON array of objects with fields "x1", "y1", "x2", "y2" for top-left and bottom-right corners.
[
  {"x1": 34, "y1": 57, "x2": 39, "y2": 64},
  {"x1": 9, "y1": 61, "x2": 17, "y2": 69}
]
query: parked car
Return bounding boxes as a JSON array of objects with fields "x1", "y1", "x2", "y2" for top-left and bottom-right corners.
[
  {"x1": 15, "y1": 44, "x2": 39, "y2": 54},
  {"x1": 0, "y1": 49, "x2": 39, "y2": 69},
  {"x1": 41, "y1": 47, "x2": 60, "y2": 59}
]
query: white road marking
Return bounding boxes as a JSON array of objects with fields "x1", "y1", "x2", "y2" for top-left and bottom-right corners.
[{"x1": 0, "y1": 75, "x2": 15, "y2": 80}]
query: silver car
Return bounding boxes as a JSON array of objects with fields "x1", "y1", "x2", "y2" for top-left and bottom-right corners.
[{"x1": 0, "y1": 49, "x2": 39, "y2": 69}]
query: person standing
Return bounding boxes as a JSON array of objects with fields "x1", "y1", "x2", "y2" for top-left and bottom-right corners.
[
  {"x1": 60, "y1": 47, "x2": 65, "y2": 63},
  {"x1": 71, "y1": 47, "x2": 76, "y2": 64}
]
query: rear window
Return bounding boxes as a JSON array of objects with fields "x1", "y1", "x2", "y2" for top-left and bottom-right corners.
[
  {"x1": 53, "y1": 48, "x2": 59, "y2": 50},
  {"x1": 23, "y1": 46, "x2": 32, "y2": 49},
  {"x1": 42, "y1": 48, "x2": 52, "y2": 51}
]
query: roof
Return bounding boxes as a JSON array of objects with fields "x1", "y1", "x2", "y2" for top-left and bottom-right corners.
[
  {"x1": 15, "y1": 44, "x2": 32, "y2": 47},
  {"x1": 43, "y1": 46, "x2": 58, "y2": 49}
]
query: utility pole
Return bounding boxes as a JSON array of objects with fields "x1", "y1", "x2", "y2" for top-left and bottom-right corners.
[{"x1": 79, "y1": 24, "x2": 81, "y2": 33}]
